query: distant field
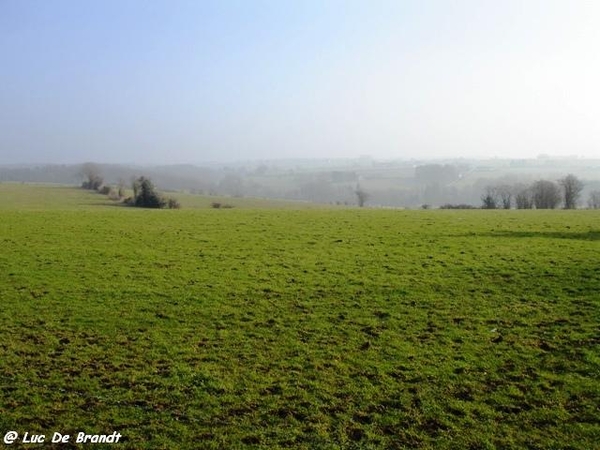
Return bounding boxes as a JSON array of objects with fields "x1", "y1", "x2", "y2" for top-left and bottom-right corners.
[{"x1": 0, "y1": 184, "x2": 598, "y2": 449}]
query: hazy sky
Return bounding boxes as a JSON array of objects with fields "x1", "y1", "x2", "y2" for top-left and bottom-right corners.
[{"x1": 1, "y1": 0, "x2": 599, "y2": 164}]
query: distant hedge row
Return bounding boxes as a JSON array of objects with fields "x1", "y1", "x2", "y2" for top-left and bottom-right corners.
[
  {"x1": 80, "y1": 163, "x2": 180, "y2": 209},
  {"x1": 482, "y1": 174, "x2": 593, "y2": 209}
]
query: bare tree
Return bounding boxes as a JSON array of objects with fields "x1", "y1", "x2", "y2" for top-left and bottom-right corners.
[
  {"x1": 531, "y1": 180, "x2": 561, "y2": 209},
  {"x1": 117, "y1": 178, "x2": 126, "y2": 199},
  {"x1": 481, "y1": 186, "x2": 499, "y2": 209},
  {"x1": 132, "y1": 176, "x2": 141, "y2": 199},
  {"x1": 355, "y1": 186, "x2": 369, "y2": 207},
  {"x1": 497, "y1": 184, "x2": 513, "y2": 209},
  {"x1": 559, "y1": 174, "x2": 584, "y2": 209},
  {"x1": 514, "y1": 184, "x2": 534, "y2": 209},
  {"x1": 588, "y1": 190, "x2": 600, "y2": 209},
  {"x1": 80, "y1": 162, "x2": 103, "y2": 190}
]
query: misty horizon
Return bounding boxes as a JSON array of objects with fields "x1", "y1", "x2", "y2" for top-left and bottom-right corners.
[
  {"x1": 3, "y1": 153, "x2": 600, "y2": 169},
  {"x1": 2, "y1": 1, "x2": 599, "y2": 165}
]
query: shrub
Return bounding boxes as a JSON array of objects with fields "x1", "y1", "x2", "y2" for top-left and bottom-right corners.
[
  {"x1": 439, "y1": 204, "x2": 477, "y2": 209},
  {"x1": 126, "y1": 177, "x2": 181, "y2": 209},
  {"x1": 167, "y1": 198, "x2": 181, "y2": 209},
  {"x1": 80, "y1": 163, "x2": 103, "y2": 190},
  {"x1": 211, "y1": 202, "x2": 233, "y2": 209},
  {"x1": 108, "y1": 189, "x2": 121, "y2": 201},
  {"x1": 132, "y1": 177, "x2": 165, "y2": 208}
]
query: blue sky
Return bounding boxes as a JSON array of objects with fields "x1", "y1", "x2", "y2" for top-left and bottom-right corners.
[{"x1": 1, "y1": 0, "x2": 599, "y2": 164}]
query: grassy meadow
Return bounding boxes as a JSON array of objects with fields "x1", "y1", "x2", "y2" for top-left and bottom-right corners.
[{"x1": 0, "y1": 184, "x2": 598, "y2": 449}]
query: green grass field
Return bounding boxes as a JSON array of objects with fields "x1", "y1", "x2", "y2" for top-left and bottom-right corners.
[{"x1": 0, "y1": 184, "x2": 598, "y2": 449}]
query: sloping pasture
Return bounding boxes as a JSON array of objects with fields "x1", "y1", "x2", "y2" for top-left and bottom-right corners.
[{"x1": 0, "y1": 185, "x2": 598, "y2": 448}]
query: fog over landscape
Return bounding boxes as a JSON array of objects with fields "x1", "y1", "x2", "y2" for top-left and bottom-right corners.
[
  {"x1": 2, "y1": 2, "x2": 600, "y2": 448},
  {"x1": 1, "y1": 0, "x2": 599, "y2": 165}
]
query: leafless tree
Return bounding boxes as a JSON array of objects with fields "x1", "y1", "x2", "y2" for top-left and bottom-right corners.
[
  {"x1": 588, "y1": 190, "x2": 600, "y2": 209},
  {"x1": 481, "y1": 186, "x2": 499, "y2": 209},
  {"x1": 559, "y1": 174, "x2": 584, "y2": 209},
  {"x1": 80, "y1": 162, "x2": 103, "y2": 190},
  {"x1": 355, "y1": 186, "x2": 369, "y2": 207},
  {"x1": 514, "y1": 184, "x2": 534, "y2": 209},
  {"x1": 497, "y1": 184, "x2": 513, "y2": 209},
  {"x1": 532, "y1": 180, "x2": 561, "y2": 209},
  {"x1": 117, "y1": 178, "x2": 126, "y2": 198}
]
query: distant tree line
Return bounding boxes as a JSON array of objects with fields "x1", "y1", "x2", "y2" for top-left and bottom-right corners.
[
  {"x1": 482, "y1": 174, "x2": 586, "y2": 209},
  {"x1": 75, "y1": 162, "x2": 600, "y2": 210},
  {"x1": 80, "y1": 163, "x2": 180, "y2": 209}
]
